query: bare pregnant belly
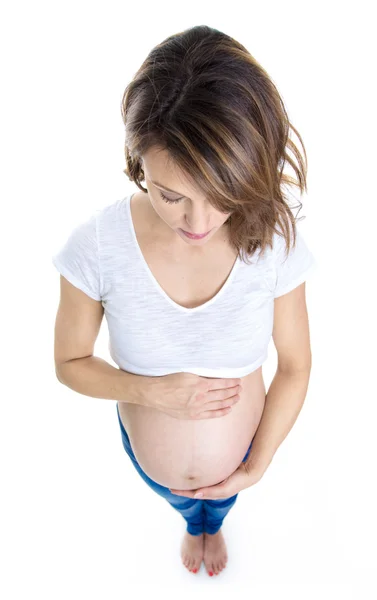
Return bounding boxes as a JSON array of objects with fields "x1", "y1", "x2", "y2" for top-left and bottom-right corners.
[{"x1": 117, "y1": 367, "x2": 266, "y2": 490}]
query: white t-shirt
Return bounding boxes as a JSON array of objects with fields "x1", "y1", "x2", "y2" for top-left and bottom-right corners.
[{"x1": 52, "y1": 193, "x2": 317, "y2": 378}]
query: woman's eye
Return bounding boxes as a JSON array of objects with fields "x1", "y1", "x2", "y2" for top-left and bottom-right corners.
[{"x1": 159, "y1": 190, "x2": 183, "y2": 204}]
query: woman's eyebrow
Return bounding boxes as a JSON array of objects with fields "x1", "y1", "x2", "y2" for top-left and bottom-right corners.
[{"x1": 150, "y1": 179, "x2": 185, "y2": 195}]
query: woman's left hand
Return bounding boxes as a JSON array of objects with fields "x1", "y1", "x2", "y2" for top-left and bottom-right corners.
[{"x1": 169, "y1": 461, "x2": 264, "y2": 500}]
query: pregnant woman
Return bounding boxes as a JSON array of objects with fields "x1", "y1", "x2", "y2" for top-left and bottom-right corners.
[{"x1": 52, "y1": 26, "x2": 317, "y2": 578}]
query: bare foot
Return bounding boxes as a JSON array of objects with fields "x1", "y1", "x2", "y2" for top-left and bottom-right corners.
[
  {"x1": 203, "y1": 529, "x2": 228, "y2": 576},
  {"x1": 180, "y1": 531, "x2": 204, "y2": 574}
]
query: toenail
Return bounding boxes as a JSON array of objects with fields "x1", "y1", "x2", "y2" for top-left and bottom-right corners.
[
  {"x1": 209, "y1": 571, "x2": 213, "y2": 576},
  {"x1": 192, "y1": 568, "x2": 197, "y2": 573}
]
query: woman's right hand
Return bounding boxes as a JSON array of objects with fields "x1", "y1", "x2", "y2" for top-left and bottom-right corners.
[{"x1": 147, "y1": 372, "x2": 242, "y2": 420}]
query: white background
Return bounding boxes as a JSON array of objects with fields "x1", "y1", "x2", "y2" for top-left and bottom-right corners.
[{"x1": 1, "y1": 0, "x2": 376, "y2": 597}]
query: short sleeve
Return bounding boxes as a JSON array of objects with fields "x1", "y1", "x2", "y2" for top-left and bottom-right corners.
[
  {"x1": 52, "y1": 212, "x2": 102, "y2": 301},
  {"x1": 273, "y1": 226, "x2": 317, "y2": 298}
]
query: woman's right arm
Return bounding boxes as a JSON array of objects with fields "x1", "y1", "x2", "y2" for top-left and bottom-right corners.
[
  {"x1": 56, "y1": 355, "x2": 153, "y2": 404},
  {"x1": 54, "y1": 274, "x2": 153, "y2": 404}
]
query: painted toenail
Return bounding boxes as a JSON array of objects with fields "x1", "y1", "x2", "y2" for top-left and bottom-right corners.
[
  {"x1": 192, "y1": 569, "x2": 197, "y2": 573},
  {"x1": 209, "y1": 571, "x2": 213, "y2": 576}
]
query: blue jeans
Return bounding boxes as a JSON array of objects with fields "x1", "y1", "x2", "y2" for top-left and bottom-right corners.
[{"x1": 116, "y1": 402, "x2": 253, "y2": 536}]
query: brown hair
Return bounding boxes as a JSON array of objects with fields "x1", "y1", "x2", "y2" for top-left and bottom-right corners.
[{"x1": 121, "y1": 25, "x2": 308, "y2": 265}]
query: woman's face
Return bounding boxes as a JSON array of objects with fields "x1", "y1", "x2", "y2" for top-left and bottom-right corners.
[{"x1": 140, "y1": 148, "x2": 232, "y2": 246}]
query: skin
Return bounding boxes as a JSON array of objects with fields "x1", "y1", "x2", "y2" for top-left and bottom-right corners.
[
  {"x1": 55, "y1": 146, "x2": 312, "y2": 576},
  {"x1": 138, "y1": 147, "x2": 241, "y2": 576}
]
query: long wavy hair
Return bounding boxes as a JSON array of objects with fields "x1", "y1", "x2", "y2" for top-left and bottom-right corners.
[{"x1": 121, "y1": 25, "x2": 307, "y2": 264}]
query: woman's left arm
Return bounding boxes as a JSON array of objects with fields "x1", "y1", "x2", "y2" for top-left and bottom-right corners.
[
  {"x1": 245, "y1": 366, "x2": 311, "y2": 476},
  {"x1": 247, "y1": 283, "x2": 313, "y2": 475}
]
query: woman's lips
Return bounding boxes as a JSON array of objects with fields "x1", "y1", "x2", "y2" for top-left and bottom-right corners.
[{"x1": 180, "y1": 228, "x2": 211, "y2": 239}]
